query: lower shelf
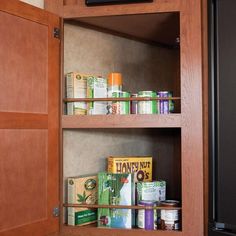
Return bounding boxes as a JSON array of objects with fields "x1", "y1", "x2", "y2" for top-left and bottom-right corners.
[{"x1": 59, "y1": 225, "x2": 182, "y2": 236}]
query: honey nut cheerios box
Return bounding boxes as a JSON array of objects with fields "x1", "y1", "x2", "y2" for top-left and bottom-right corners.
[{"x1": 107, "y1": 156, "x2": 152, "y2": 182}]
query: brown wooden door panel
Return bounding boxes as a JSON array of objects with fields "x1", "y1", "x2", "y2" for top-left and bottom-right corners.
[{"x1": 0, "y1": 1, "x2": 60, "y2": 236}]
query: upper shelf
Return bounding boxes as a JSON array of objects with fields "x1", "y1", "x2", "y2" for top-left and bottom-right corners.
[
  {"x1": 65, "y1": 12, "x2": 180, "y2": 48},
  {"x1": 62, "y1": 114, "x2": 181, "y2": 128}
]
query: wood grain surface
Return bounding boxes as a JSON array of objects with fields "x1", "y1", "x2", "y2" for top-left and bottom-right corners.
[
  {"x1": 44, "y1": 0, "x2": 205, "y2": 236},
  {"x1": 0, "y1": 0, "x2": 60, "y2": 235}
]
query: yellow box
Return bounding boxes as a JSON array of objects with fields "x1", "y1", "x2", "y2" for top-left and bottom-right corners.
[{"x1": 107, "y1": 156, "x2": 152, "y2": 182}]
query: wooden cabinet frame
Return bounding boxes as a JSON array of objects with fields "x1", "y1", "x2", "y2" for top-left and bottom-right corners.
[
  {"x1": 0, "y1": 0, "x2": 207, "y2": 235},
  {"x1": 44, "y1": 0, "x2": 206, "y2": 236}
]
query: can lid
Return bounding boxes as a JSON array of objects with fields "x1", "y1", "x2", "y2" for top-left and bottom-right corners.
[
  {"x1": 138, "y1": 200, "x2": 157, "y2": 206},
  {"x1": 160, "y1": 200, "x2": 179, "y2": 207},
  {"x1": 108, "y1": 73, "x2": 122, "y2": 86}
]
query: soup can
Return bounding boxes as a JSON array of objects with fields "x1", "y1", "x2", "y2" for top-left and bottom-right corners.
[
  {"x1": 168, "y1": 91, "x2": 175, "y2": 113},
  {"x1": 160, "y1": 200, "x2": 180, "y2": 230},
  {"x1": 112, "y1": 91, "x2": 130, "y2": 114},
  {"x1": 138, "y1": 91, "x2": 157, "y2": 114},
  {"x1": 131, "y1": 93, "x2": 138, "y2": 114},
  {"x1": 157, "y1": 91, "x2": 174, "y2": 114},
  {"x1": 137, "y1": 200, "x2": 157, "y2": 230},
  {"x1": 157, "y1": 91, "x2": 169, "y2": 114}
]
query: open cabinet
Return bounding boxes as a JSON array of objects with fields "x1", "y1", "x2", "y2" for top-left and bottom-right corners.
[{"x1": 0, "y1": 0, "x2": 205, "y2": 236}]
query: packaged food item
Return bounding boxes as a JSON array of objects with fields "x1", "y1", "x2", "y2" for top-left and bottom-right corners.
[
  {"x1": 67, "y1": 175, "x2": 97, "y2": 226},
  {"x1": 65, "y1": 72, "x2": 88, "y2": 115},
  {"x1": 87, "y1": 76, "x2": 107, "y2": 115},
  {"x1": 98, "y1": 172, "x2": 135, "y2": 229},
  {"x1": 112, "y1": 91, "x2": 130, "y2": 114},
  {"x1": 137, "y1": 181, "x2": 166, "y2": 202},
  {"x1": 107, "y1": 73, "x2": 122, "y2": 114},
  {"x1": 107, "y1": 156, "x2": 152, "y2": 182},
  {"x1": 131, "y1": 93, "x2": 138, "y2": 114},
  {"x1": 137, "y1": 200, "x2": 157, "y2": 230},
  {"x1": 157, "y1": 91, "x2": 175, "y2": 114},
  {"x1": 160, "y1": 200, "x2": 180, "y2": 230},
  {"x1": 138, "y1": 91, "x2": 157, "y2": 114}
]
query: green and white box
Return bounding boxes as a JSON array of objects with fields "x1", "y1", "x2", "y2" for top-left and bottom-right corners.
[
  {"x1": 87, "y1": 77, "x2": 107, "y2": 115},
  {"x1": 137, "y1": 181, "x2": 166, "y2": 202},
  {"x1": 98, "y1": 172, "x2": 135, "y2": 229},
  {"x1": 66, "y1": 72, "x2": 88, "y2": 115},
  {"x1": 67, "y1": 175, "x2": 97, "y2": 226}
]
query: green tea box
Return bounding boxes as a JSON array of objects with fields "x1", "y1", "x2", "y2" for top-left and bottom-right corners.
[
  {"x1": 137, "y1": 180, "x2": 166, "y2": 202},
  {"x1": 98, "y1": 172, "x2": 135, "y2": 229},
  {"x1": 67, "y1": 175, "x2": 97, "y2": 226},
  {"x1": 87, "y1": 76, "x2": 107, "y2": 115},
  {"x1": 65, "y1": 72, "x2": 89, "y2": 115}
]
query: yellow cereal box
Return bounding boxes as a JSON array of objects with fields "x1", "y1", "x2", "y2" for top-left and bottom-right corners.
[{"x1": 107, "y1": 156, "x2": 152, "y2": 182}]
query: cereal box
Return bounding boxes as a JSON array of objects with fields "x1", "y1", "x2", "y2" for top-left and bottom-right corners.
[
  {"x1": 98, "y1": 172, "x2": 135, "y2": 229},
  {"x1": 137, "y1": 181, "x2": 166, "y2": 202},
  {"x1": 65, "y1": 72, "x2": 89, "y2": 115},
  {"x1": 108, "y1": 156, "x2": 152, "y2": 182},
  {"x1": 87, "y1": 76, "x2": 107, "y2": 115},
  {"x1": 67, "y1": 175, "x2": 97, "y2": 226}
]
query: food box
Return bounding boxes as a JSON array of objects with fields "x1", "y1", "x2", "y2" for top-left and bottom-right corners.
[
  {"x1": 67, "y1": 175, "x2": 97, "y2": 226},
  {"x1": 98, "y1": 172, "x2": 135, "y2": 229},
  {"x1": 65, "y1": 72, "x2": 88, "y2": 115},
  {"x1": 137, "y1": 181, "x2": 166, "y2": 202},
  {"x1": 107, "y1": 156, "x2": 152, "y2": 182},
  {"x1": 87, "y1": 76, "x2": 107, "y2": 115}
]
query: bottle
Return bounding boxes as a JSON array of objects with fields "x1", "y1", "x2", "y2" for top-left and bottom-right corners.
[{"x1": 107, "y1": 73, "x2": 122, "y2": 114}]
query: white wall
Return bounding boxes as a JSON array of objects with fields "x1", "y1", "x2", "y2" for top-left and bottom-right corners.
[{"x1": 20, "y1": 0, "x2": 44, "y2": 9}]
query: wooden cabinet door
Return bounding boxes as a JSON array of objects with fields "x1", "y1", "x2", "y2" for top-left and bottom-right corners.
[{"x1": 0, "y1": 1, "x2": 60, "y2": 236}]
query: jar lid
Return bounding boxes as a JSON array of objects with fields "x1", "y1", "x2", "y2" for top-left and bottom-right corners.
[
  {"x1": 160, "y1": 200, "x2": 179, "y2": 207},
  {"x1": 108, "y1": 73, "x2": 122, "y2": 86},
  {"x1": 138, "y1": 200, "x2": 157, "y2": 206}
]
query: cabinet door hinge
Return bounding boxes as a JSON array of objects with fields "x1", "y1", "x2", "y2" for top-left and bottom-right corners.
[
  {"x1": 53, "y1": 207, "x2": 60, "y2": 217},
  {"x1": 53, "y1": 28, "x2": 60, "y2": 39}
]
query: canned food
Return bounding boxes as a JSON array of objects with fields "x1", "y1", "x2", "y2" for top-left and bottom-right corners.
[
  {"x1": 160, "y1": 200, "x2": 180, "y2": 230},
  {"x1": 168, "y1": 92, "x2": 175, "y2": 113},
  {"x1": 138, "y1": 91, "x2": 157, "y2": 114},
  {"x1": 131, "y1": 94, "x2": 138, "y2": 114},
  {"x1": 112, "y1": 91, "x2": 130, "y2": 114},
  {"x1": 157, "y1": 91, "x2": 174, "y2": 114},
  {"x1": 157, "y1": 91, "x2": 169, "y2": 114},
  {"x1": 137, "y1": 200, "x2": 157, "y2": 230}
]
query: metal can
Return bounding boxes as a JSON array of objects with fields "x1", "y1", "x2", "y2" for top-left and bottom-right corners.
[
  {"x1": 137, "y1": 200, "x2": 157, "y2": 230},
  {"x1": 131, "y1": 93, "x2": 138, "y2": 114},
  {"x1": 168, "y1": 91, "x2": 175, "y2": 113},
  {"x1": 138, "y1": 91, "x2": 157, "y2": 114},
  {"x1": 112, "y1": 91, "x2": 130, "y2": 114},
  {"x1": 160, "y1": 200, "x2": 180, "y2": 230},
  {"x1": 157, "y1": 91, "x2": 169, "y2": 114}
]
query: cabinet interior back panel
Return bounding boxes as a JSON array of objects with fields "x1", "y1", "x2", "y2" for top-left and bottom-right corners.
[
  {"x1": 63, "y1": 129, "x2": 181, "y2": 200},
  {"x1": 0, "y1": 129, "x2": 48, "y2": 232},
  {"x1": 64, "y1": 22, "x2": 180, "y2": 95},
  {"x1": 0, "y1": 11, "x2": 48, "y2": 113}
]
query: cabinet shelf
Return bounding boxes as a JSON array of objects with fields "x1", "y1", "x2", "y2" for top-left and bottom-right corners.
[{"x1": 62, "y1": 114, "x2": 181, "y2": 128}]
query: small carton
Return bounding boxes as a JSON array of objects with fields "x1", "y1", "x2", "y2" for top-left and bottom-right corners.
[
  {"x1": 65, "y1": 72, "x2": 88, "y2": 115},
  {"x1": 67, "y1": 175, "x2": 97, "y2": 226},
  {"x1": 108, "y1": 156, "x2": 152, "y2": 182},
  {"x1": 137, "y1": 181, "x2": 166, "y2": 202},
  {"x1": 87, "y1": 77, "x2": 108, "y2": 115},
  {"x1": 98, "y1": 172, "x2": 135, "y2": 229}
]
